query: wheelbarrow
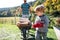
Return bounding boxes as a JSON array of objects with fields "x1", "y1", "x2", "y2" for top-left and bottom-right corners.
[{"x1": 16, "y1": 18, "x2": 32, "y2": 40}]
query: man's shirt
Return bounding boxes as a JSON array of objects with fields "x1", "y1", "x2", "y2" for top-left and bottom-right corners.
[{"x1": 21, "y1": 3, "x2": 30, "y2": 15}]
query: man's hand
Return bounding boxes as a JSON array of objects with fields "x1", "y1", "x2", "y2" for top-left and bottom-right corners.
[
  {"x1": 15, "y1": 7, "x2": 22, "y2": 15},
  {"x1": 19, "y1": 7, "x2": 22, "y2": 14},
  {"x1": 29, "y1": 6, "x2": 33, "y2": 13}
]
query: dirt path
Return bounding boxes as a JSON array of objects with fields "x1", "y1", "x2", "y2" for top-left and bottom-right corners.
[{"x1": 53, "y1": 27, "x2": 60, "y2": 40}]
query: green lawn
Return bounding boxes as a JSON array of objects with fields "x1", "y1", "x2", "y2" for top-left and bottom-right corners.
[{"x1": 0, "y1": 24, "x2": 57, "y2": 40}]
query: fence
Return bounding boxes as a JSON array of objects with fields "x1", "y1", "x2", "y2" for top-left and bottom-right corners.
[{"x1": 0, "y1": 17, "x2": 20, "y2": 25}]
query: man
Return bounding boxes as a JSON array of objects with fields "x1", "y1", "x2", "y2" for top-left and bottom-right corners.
[
  {"x1": 20, "y1": 0, "x2": 32, "y2": 18},
  {"x1": 19, "y1": 0, "x2": 32, "y2": 40}
]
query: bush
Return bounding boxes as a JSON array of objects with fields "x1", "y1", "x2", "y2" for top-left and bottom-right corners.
[
  {"x1": 56, "y1": 18, "x2": 60, "y2": 27},
  {"x1": 48, "y1": 16, "x2": 55, "y2": 28}
]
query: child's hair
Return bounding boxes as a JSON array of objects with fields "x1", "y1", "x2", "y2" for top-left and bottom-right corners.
[{"x1": 34, "y1": 4, "x2": 45, "y2": 12}]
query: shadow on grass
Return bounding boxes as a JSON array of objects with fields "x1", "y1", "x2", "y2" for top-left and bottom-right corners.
[
  {"x1": 28, "y1": 38, "x2": 35, "y2": 40},
  {"x1": 28, "y1": 34, "x2": 54, "y2": 40},
  {"x1": 48, "y1": 27, "x2": 53, "y2": 29},
  {"x1": 47, "y1": 37, "x2": 54, "y2": 40},
  {"x1": 28, "y1": 37, "x2": 54, "y2": 40},
  {"x1": 55, "y1": 27, "x2": 60, "y2": 30},
  {"x1": 28, "y1": 34, "x2": 35, "y2": 40}
]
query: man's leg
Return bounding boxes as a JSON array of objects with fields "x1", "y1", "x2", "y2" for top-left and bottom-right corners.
[
  {"x1": 42, "y1": 32, "x2": 47, "y2": 40},
  {"x1": 26, "y1": 22, "x2": 32, "y2": 38},
  {"x1": 21, "y1": 28, "x2": 26, "y2": 40},
  {"x1": 26, "y1": 30, "x2": 29, "y2": 39}
]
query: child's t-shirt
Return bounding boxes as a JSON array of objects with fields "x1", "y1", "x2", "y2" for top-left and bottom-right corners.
[{"x1": 35, "y1": 14, "x2": 49, "y2": 32}]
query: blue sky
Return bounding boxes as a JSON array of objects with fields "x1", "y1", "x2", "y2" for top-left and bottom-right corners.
[{"x1": 0, "y1": 0, "x2": 35, "y2": 8}]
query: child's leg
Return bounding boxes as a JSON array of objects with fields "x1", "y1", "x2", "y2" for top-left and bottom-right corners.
[
  {"x1": 35, "y1": 31, "x2": 42, "y2": 40},
  {"x1": 42, "y1": 32, "x2": 47, "y2": 40}
]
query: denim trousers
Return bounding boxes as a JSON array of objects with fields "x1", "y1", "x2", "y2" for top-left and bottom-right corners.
[{"x1": 35, "y1": 31, "x2": 47, "y2": 40}]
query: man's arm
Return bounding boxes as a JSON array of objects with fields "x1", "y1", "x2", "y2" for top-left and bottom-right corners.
[
  {"x1": 29, "y1": 6, "x2": 33, "y2": 13},
  {"x1": 19, "y1": 7, "x2": 22, "y2": 14},
  {"x1": 44, "y1": 16, "x2": 50, "y2": 27},
  {"x1": 16, "y1": 7, "x2": 22, "y2": 15}
]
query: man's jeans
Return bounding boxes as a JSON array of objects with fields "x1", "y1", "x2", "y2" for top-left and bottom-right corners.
[
  {"x1": 20, "y1": 22, "x2": 32, "y2": 39},
  {"x1": 21, "y1": 27, "x2": 28, "y2": 39},
  {"x1": 20, "y1": 14, "x2": 32, "y2": 39}
]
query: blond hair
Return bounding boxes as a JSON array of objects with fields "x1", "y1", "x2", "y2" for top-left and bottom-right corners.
[{"x1": 34, "y1": 4, "x2": 45, "y2": 12}]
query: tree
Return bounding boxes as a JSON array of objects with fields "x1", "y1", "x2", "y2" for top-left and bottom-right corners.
[{"x1": 43, "y1": 0, "x2": 60, "y2": 14}]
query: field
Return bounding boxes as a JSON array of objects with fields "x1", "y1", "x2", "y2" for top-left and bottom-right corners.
[
  {"x1": 0, "y1": 17, "x2": 20, "y2": 24},
  {"x1": 0, "y1": 17, "x2": 57, "y2": 40}
]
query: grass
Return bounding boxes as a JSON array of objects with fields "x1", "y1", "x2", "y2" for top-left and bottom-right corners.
[
  {"x1": 47, "y1": 29, "x2": 57, "y2": 40},
  {"x1": 0, "y1": 17, "x2": 57, "y2": 40},
  {"x1": 0, "y1": 23, "x2": 57, "y2": 40}
]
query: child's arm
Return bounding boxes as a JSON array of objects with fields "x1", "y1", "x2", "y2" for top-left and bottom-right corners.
[
  {"x1": 35, "y1": 16, "x2": 41, "y2": 24},
  {"x1": 32, "y1": 16, "x2": 41, "y2": 29},
  {"x1": 44, "y1": 16, "x2": 50, "y2": 27}
]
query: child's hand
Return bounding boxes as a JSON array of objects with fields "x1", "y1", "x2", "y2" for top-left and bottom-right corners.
[
  {"x1": 36, "y1": 28, "x2": 38, "y2": 30},
  {"x1": 31, "y1": 22, "x2": 34, "y2": 28},
  {"x1": 32, "y1": 22, "x2": 33, "y2": 25},
  {"x1": 31, "y1": 26, "x2": 33, "y2": 28}
]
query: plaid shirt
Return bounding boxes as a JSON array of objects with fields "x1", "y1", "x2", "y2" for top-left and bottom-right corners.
[{"x1": 21, "y1": 3, "x2": 30, "y2": 15}]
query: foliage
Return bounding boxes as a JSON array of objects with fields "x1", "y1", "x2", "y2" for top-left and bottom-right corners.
[
  {"x1": 48, "y1": 17, "x2": 55, "y2": 28},
  {"x1": 55, "y1": 18, "x2": 60, "y2": 27},
  {"x1": 43, "y1": 0, "x2": 60, "y2": 14},
  {"x1": 0, "y1": 7, "x2": 18, "y2": 17},
  {"x1": 51, "y1": 11, "x2": 60, "y2": 17}
]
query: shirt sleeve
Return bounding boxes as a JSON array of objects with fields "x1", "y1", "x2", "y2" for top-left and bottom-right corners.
[
  {"x1": 28, "y1": 4, "x2": 31, "y2": 8},
  {"x1": 35, "y1": 16, "x2": 41, "y2": 24},
  {"x1": 21, "y1": 4, "x2": 23, "y2": 8},
  {"x1": 44, "y1": 16, "x2": 50, "y2": 27}
]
